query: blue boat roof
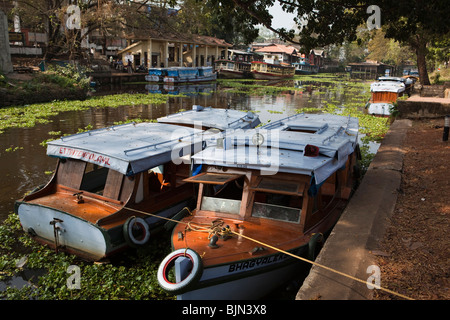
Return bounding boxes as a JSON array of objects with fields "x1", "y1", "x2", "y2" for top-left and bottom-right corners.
[
  {"x1": 192, "y1": 113, "x2": 359, "y2": 184},
  {"x1": 46, "y1": 122, "x2": 203, "y2": 176},
  {"x1": 157, "y1": 105, "x2": 261, "y2": 130}
]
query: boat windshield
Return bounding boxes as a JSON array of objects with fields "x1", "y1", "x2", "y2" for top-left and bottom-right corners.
[
  {"x1": 250, "y1": 178, "x2": 304, "y2": 223},
  {"x1": 184, "y1": 172, "x2": 244, "y2": 215}
]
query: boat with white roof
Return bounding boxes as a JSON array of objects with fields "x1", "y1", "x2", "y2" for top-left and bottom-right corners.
[
  {"x1": 15, "y1": 107, "x2": 260, "y2": 261},
  {"x1": 366, "y1": 76, "x2": 408, "y2": 116},
  {"x1": 157, "y1": 113, "x2": 360, "y2": 299}
]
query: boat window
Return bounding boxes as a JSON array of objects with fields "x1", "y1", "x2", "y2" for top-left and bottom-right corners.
[
  {"x1": 80, "y1": 162, "x2": 109, "y2": 195},
  {"x1": 148, "y1": 165, "x2": 170, "y2": 193},
  {"x1": 250, "y1": 177, "x2": 304, "y2": 196},
  {"x1": 199, "y1": 175, "x2": 245, "y2": 215},
  {"x1": 201, "y1": 197, "x2": 241, "y2": 215},
  {"x1": 251, "y1": 192, "x2": 302, "y2": 223}
]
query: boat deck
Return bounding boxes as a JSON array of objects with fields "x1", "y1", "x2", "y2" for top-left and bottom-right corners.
[{"x1": 27, "y1": 185, "x2": 122, "y2": 224}]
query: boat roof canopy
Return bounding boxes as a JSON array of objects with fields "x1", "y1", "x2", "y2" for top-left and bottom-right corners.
[
  {"x1": 157, "y1": 105, "x2": 260, "y2": 130},
  {"x1": 46, "y1": 122, "x2": 203, "y2": 176},
  {"x1": 192, "y1": 113, "x2": 359, "y2": 184}
]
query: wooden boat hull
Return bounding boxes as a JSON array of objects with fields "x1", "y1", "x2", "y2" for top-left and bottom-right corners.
[
  {"x1": 251, "y1": 71, "x2": 293, "y2": 80},
  {"x1": 295, "y1": 69, "x2": 318, "y2": 75},
  {"x1": 217, "y1": 69, "x2": 247, "y2": 79}
]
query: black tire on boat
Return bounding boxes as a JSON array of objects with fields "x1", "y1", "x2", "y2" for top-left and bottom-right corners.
[
  {"x1": 157, "y1": 248, "x2": 203, "y2": 295},
  {"x1": 123, "y1": 216, "x2": 151, "y2": 247},
  {"x1": 307, "y1": 233, "x2": 324, "y2": 261}
]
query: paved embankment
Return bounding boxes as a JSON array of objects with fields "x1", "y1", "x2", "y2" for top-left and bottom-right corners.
[
  {"x1": 296, "y1": 119, "x2": 412, "y2": 300},
  {"x1": 398, "y1": 96, "x2": 450, "y2": 119}
]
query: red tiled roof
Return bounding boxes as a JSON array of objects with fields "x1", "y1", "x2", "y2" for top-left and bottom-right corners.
[{"x1": 255, "y1": 44, "x2": 297, "y2": 55}]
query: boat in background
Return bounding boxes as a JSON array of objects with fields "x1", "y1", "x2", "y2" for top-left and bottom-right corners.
[
  {"x1": 292, "y1": 61, "x2": 319, "y2": 75},
  {"x1": 15, "y1": 107, "x2": 260, "y2": 261},
  {"x1": 145, "y1": 68, "x2": 168, "y2": 82},
  {"x1": 366, "y1": 76, "x2": 407, "y2": 116},
  {"x1": 157, "y1": 113, "x2": 360, "y2": 299},
  {"x1": 214, "y1": 60, "x2": 252, "y2": 79},
  {"x1": 145, "y1": 67, "x2": 217, "y2": 83},
  {"x1": 250, "y1": 61, "x2": 295, "y2": 80}
]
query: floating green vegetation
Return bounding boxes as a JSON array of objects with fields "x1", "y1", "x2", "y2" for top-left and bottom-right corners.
[
  {"x1": 0, "y1": 213, "x2": 175, "y2": 300},
  {"x1": 0, "y1": 93, "x2": 176, "y2": 135},
  {"x1": 296, "y1": 102, "x2": 390, "y2": 143}
]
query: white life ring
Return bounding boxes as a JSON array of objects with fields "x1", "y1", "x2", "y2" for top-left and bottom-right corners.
[
  {"x1": 157, "y1": 248, "x2": 203, "y2": 295},
  {"x1": 123, "y1": 216, "x2": 150, "y2": 247}
]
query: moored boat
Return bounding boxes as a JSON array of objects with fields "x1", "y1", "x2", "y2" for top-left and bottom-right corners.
[
  {"x1": 292, "y1": 61, "x2": 319, "y2": 75},
  {"x1": 214, "y1": 60, "x2": 252, "y2": 79},
  {"x1": 164, "y1": 67, "x2": 217, "y2": 83},
  {"x1": 15, "y1": 107, "x2": 260, "y2": 261},
  {"x1": 145, "y1": 68, "x2": 168, "y2": 82},
  {"x1": 157, "y1": 113, "x2": 360, "y2": 299},
  {"x1": 145, "y1": 67, "x2": 217, "y2": 83},
  {"x1": 250, "y1": 61, "x2": 295, "y2": 80},
  {"x1": 366, "y1": 76, "x2": 406, "y2": 116}
]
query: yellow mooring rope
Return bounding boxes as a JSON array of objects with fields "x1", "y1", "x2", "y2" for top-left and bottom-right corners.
[{"x1": 124, "y1": 206, "x2": 414, "y2": 300}]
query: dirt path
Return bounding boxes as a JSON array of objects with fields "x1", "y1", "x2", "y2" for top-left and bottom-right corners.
[{"x1": 374, "y1": 118, "x2": 449, "y2": 300}]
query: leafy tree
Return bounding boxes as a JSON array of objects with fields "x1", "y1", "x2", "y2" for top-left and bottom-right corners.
[
  {"x1": 367, "y1": 29, "x2": 415, "y2": 66},
  {"x1": 225, "y1": 0, "x2": 449, "y2": 84}
]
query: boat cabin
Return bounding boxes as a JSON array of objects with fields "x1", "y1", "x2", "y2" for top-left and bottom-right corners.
[{"x1": 158, "y1": 113, "x2": 360, "y2": 299}]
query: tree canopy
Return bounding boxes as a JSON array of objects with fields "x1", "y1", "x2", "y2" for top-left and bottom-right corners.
[
  {"x1": 226, "y1": 0, "x2": 449, "y2": 84},
  {"x1": 7, "y1": 0, "x2": 449, "y2": 83}
]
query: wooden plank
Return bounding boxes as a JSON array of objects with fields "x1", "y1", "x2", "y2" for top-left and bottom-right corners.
[
  {"x1": 56, "y1": 159, "x2": 86, "y2": 190},
  {"x1": 103, "y1": 169, "x2": 124, "y2": 200},
  {"x1": 184, "y1": 172, "x2": 244, "y2": 185}
]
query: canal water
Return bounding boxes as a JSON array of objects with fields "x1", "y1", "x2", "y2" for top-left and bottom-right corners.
[
  {"x1": 0, "y1": 76, "x2": 374, "y2": 297},
  {"x1": 1, "y1": 77, "x2": 371, "y2": 221}
]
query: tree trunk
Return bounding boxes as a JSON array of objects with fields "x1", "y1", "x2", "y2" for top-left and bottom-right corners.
[{"x1": 415, "y1": 38, "x2": 430, "y2": 85}]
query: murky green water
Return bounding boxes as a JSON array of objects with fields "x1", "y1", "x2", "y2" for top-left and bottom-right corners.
[{"x1": 0, "y1": 75, "x2": 374, "y2": 222}]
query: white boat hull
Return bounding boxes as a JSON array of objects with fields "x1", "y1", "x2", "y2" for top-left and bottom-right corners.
[
  {"x1": 17, "y1": 203, "x2": 111, "y2": 260},
  {"x1": 177, "y1": 247, "x2": 307, "y2": 300},
  {"x1": 17, "y1": 198, "x2": 191, "y2": 261},
  {"x1": 367, "y1": 102, "x2": 393, "y2": 116}
]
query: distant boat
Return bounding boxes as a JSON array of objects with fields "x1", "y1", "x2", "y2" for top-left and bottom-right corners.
[
  {"x1": 292, "y1": 61, "x2": 319, "y2": 75},
  {"x1": 366, "y1": 76, "x2": 407, "y2": 116},
  {"x1": 157, "y1": 113, "x2": 360, "y2": 299},
  {"x1": 145, "y1": 68, "x2": 168, "y2": 82},
  {"x1": 214, "y1": 60, "x2": 252, "y2": 79},
  {"x1": 250, "y1": 61, "x2": 295, "y2": 80},
  {"x1": 146, "y1": 67, "x2": 217, "y2": 83},
  {"x1": 15, "y1": 107, "x2": 260, "y2": 261}
]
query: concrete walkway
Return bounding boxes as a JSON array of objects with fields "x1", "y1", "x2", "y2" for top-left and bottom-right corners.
[{"x1": 296, "y1": 119, "x2": 412, "y2": 300}]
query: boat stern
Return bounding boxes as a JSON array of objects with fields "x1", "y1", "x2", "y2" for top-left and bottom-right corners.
[{"x1": 15, "y1": 200, "x2": 112, "y2": 261}]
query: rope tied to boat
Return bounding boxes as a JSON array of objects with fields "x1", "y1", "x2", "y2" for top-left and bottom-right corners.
[
  {"x1": 186, "y1": 219, "x2": 232, "y2": 241},
  {"x1": 123, "y1": 205, "x2": 414, "y2": 300}
]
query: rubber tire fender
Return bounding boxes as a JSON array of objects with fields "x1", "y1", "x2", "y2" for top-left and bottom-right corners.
[
  {"x1": 123, "y1": 216, "x2": 150, "y2": 247},
  {"x1": 307, "y1": 233, "x2": 324, "y2": 261},
  {"x1": 157, "y1": 248, "x2": 203, "y2": 295}
]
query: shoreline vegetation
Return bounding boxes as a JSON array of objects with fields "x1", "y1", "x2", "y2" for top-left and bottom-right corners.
[{"x1": 0, "y1": 71, "x2": 393, "y2": 300}]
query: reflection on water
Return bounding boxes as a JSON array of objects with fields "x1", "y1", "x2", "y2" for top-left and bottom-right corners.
[{"x1": 0, "y1": 79, "x2": 372, "y2": 221}]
